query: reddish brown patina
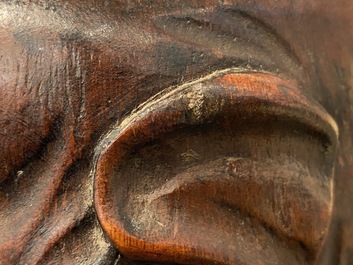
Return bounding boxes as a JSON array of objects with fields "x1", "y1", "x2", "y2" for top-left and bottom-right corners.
[
  {"x1": 95, "y1": 73, "x2": 337, "y2": 264},
  {"x1": 0, "y1": 1, "x2": 352, "y2": 265}
]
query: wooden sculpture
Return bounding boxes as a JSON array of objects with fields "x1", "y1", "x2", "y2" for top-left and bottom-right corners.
[{"x1": 0, "y1": 1, "x2": 352, "y2": 264}]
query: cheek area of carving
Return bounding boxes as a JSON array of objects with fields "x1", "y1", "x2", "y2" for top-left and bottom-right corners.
[{"x1": 94, "y1": 71, "x2": 338, "y2": 265}]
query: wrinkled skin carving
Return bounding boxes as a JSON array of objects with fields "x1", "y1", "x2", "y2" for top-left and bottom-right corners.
[{"x1": 0, "y1": 1, "x2": 352, "y2": 265}]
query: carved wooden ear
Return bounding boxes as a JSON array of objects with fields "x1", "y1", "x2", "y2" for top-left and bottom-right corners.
[{"x1": 94, "y1": 71, "x2": 338, "y2": 264}]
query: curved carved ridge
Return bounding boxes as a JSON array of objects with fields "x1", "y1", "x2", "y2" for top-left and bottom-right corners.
[
  {"x1": 0, "y1": 1, "x2": 351, "y2": 264},
  {"x1": 94, "y1": 70, "x2": 338, "y2": 155},
  {"x1": 94, "y1": 72, "x2": 338, "y2": 264},
  {"x1": 153, "y1": 8, "x2": 303, "y2": 79}
]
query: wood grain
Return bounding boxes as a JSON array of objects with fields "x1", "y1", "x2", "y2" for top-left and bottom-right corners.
[{"x1": 0, "y1": 1, "x2": 352, "y2": 264}]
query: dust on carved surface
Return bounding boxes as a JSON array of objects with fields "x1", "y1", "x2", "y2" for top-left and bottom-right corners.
[
  {"x1": 153, "y1": 8, "x2": 302, "y2": 79},
  {"x1": 94, "y1": 73, "x2": 337, "y2": 265},
  {"x1": 0, "y1": 0, "x2": 351, "y2": 264}
]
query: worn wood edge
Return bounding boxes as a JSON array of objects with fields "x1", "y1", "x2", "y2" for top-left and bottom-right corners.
[{"x1": 93, "y1": 71, "x2": 339, "y2": 263}]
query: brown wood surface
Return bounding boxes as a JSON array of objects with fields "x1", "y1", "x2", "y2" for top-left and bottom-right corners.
[
  {"x1": 0, "y1": 1, "x2": 352, "y2": 264},
  {"x1": 95, "y1": 72, "x2": 337, "y2": 264}
]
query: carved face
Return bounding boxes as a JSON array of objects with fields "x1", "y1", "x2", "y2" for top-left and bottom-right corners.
[{"x1": 0, "y1": 1, "x2": 352, "y2": 265}]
